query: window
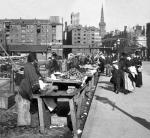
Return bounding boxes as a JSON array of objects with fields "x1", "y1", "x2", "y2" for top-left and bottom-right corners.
[
  {"x1": 21, "y1": 29, "x2": 25, "y2": 33},
  {"x1": 52, "y1": 34, "x2": 56, "y2": 41},
  {"x1": 52, "y1": 25, "x2": 56, "y2": 34}
]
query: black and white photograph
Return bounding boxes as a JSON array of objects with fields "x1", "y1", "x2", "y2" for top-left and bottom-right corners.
[{"x1": 0, "y1": 0, "x2": 150, "y2": 138}]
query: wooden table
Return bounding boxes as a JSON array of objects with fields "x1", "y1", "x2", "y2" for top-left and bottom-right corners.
[
  {"x1": 32, "y1": 84, "x2": 87, "y2": 138},
  {"x1": 32, "y1": 72, "x2": 99, "y2": 137}
]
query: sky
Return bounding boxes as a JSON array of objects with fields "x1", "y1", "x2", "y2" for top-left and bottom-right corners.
[{"x1": 0, "y1": 0, "x2": 150, "y2": 31}]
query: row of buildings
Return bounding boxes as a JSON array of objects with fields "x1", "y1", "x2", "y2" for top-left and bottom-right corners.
[
  {"x1": 0, "y1": 5, "x2": 106, "y2": 56},
  {"x1": 0, "y1": 5, "x2": 149, "y2": 59},
  {"x1": 0, "y1": 16, "x2": 63, "y2": 46}
]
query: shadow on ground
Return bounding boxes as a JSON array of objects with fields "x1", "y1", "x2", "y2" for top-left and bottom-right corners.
[
  {"x1": 98, "y1": 80, "x2": 114, "y2": 93},
  {"x1": 95, "y1": 95, "x2": 150, "y2": 130},
  {"x1": 98, "y1": 81, "x2": 133, "y2": 95}
]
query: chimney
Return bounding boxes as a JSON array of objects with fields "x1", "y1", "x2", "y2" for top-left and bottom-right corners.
[{"x1": 124, "y1": 26, "x2": 127, "y2": 31}]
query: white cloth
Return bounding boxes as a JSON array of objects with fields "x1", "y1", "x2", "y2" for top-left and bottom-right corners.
[
  {"x1": 124, "y1": 72, "x2": 135, "y2": 91},
  {"x1": 128, "y1": 66, "x2": 137, "y2": 78},
  {"x1": 39, "y1": 80, "x2": 48, "y2": 90}
]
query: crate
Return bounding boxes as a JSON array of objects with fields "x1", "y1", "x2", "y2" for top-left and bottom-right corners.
[
  {"x1": 0, "y1": 91, "x2": 15, "y2": 109},
  {"x1": 51, "y1": 115, "x2": 67, "y2": 126}
]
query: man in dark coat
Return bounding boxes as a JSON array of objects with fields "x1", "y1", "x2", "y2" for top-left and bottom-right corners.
[{"x1": 19, "y1": 53, "x2": 40, "y2": 114}]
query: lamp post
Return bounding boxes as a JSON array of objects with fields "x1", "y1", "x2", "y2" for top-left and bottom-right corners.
[
  {"x1": 103, "y1": 45, "x2": 105, "y2": 54},
  {"x1": 114, "y1": 43, "x2": 117, "y2": 59},
  {"x1": 117, "y1": 39, "x2": 120, "y2": 60}
]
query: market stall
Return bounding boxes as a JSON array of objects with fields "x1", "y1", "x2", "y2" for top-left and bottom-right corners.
[{"x1": 30, "y1": 62, "x2": 99, "y2": 138}]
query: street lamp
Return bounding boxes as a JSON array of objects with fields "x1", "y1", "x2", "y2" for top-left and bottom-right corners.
[
  {"x1": 117, "y1": 39, "x2": 120, "y2": 60},
  {"x1": 103, "y1": 45, "x2": 105, "y2": 54},
  {"x1": 114, "y1": 43, "x2": 117, "y2": 56}
]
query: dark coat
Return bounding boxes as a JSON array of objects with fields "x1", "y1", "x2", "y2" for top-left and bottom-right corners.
[{"x1": 19, "y1": 62, "x2": 39, "y2": 100}]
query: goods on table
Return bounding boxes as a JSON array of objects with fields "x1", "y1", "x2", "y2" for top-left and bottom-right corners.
[
  {"x1": 65, "y1": 68, "x2": 85, "y2": 81},
  {"x1": 0, "y1": 56, "x2": 26, "y2": 78}
]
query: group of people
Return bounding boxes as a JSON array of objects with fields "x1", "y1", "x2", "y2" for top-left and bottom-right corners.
[
  {"x1": 17, "y1": 51, "x2": 99, "y2": 127},
  {"x1": 15, "y1": 50, "x2": 143, "y2": 128},
  {"x1": 110, "y1": 51, "x2": 143, "y2": 94}
]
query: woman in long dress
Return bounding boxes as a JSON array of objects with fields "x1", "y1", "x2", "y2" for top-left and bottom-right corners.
[{"x1": 132, "y1": 51, "x2": 143, "y2": 87}]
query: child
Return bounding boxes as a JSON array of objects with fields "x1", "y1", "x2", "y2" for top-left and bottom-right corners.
[{"x1": 111, "y1": 61, "x2": 121, "y2": 94}]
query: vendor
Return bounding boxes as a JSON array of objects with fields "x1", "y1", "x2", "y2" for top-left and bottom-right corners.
[
  {"x1": 19, "y1": 52, "x2": 41, "y2": 114},
  {"x1": 47, "y1": 52, "x2": 60, "y2": 75},
  {"x1": 19, "y1": 52, "x2": 57, "y2": 126}
]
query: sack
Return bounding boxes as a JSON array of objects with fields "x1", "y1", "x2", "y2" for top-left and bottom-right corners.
[{"x1": 16, "y1": 94, "x2": 31, "y2": 126}]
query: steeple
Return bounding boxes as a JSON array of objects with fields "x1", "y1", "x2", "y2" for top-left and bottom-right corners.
[
  {"x1": 99, "y1": 4, "x2": 106, "y2": 38},
  {"x1": 101, "y1": 4, "x2": 104, "y2": 22}
]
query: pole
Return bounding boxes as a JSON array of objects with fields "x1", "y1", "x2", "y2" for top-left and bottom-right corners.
[
  {"x1": 46, "y1": 24, "x2": 47, "y2": 60},
  {"x1": 62, "y1": 17, "x2": 63, "y2": 58}
]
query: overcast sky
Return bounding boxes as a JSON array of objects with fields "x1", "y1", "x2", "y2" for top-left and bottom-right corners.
[{"x1": 0, "y1": 0, "x2": 150, "y2": 31}]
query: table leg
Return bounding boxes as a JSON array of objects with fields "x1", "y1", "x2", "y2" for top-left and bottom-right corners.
[
  {"x1": 76, "y1": 89, "x2": 86, "y2": 129},
  {"x1": 92, "y1": 76, "x2": 95, "y2": 87},
  {"x1": 37, "y1": 97, "x2": 45, "y2": 133},
  {"x1": 69, "y1": 98, "x2": 78, "y2": 138}
]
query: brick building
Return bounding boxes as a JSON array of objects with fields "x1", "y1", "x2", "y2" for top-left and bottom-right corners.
[
  {"x1": 0, "y1": 17, "x2": 63, "y2": 48},
  {"x1": 66, "y1": 25, "x2": 101, "y2": 46}
]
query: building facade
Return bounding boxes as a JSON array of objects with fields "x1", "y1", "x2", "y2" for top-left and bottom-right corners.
[
  {"x1": 0, "y1": 17, "x2": 63, "y2": 47},
  {"x1": 71, "y1": 12, "x2": 80, "y2": 26},
  {"x1": 66, "y1": 25, "x2": 101, "y2": 46}
]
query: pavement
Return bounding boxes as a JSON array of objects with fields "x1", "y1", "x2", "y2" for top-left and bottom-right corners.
[{"x1": 82, "y1": 63, "x2": 150, "y2": 138}]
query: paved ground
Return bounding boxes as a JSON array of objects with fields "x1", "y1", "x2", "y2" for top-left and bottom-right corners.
[{"x1": 82, "y1": 62, "x2": 150, "y2": 138}]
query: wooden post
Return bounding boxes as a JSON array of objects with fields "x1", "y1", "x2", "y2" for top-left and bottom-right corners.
[
  {"x1": 76, "y1": 89, "x2": 86, "y2": 129},
  {"x1": 69, "y1": 98, "x2": 78, "y2": 138},
  {"x1": 37, "y1": 97, "x2": 45, "y2": 133}
]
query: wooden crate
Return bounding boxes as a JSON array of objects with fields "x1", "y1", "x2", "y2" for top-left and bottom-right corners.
[
  {"x1": 51, "y1": 115, "x2": 67, "y2": 126},
  {"x1": 0, "y1": 91, "x2": 15, "y2": 109}
]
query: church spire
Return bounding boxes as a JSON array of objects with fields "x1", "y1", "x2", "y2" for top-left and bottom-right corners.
[
  {"x1": 99, "y1": 4, "x2": 106, "y2": 38},
  {"x1": 101, "y1": 4, "x2": 104, "y2": 22}
]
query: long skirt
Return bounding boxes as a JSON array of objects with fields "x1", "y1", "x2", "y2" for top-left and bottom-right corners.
[
  {"x1": 135, "y1": 72, "x2": 143, "y2": 87},
  {"x1": 124, "y1": 72, "x2": 135, "y2": 92}
]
